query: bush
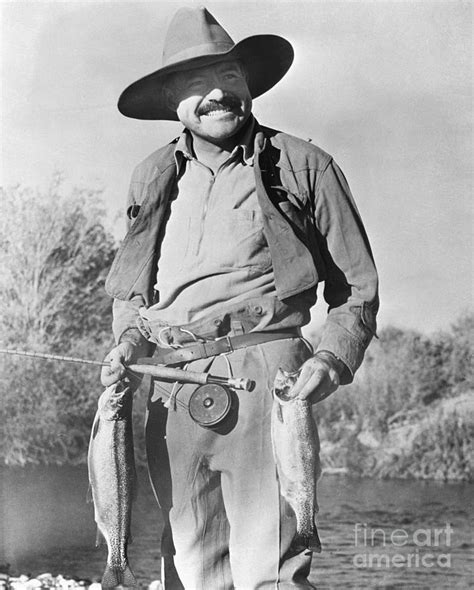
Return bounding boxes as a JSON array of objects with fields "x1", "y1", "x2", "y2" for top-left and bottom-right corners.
[
  {"x1": 393, "y1": 412, "x2": 474, "y2": 481},
  {"x1": 0, "y1": 177, "x2": 117, "y2": 465},
  {"x1": 313, "y1": 314, "x2": 474, "y2": 480},
  {"x1": 315, "y1": 315, "x2": 474, "y2": 438}
]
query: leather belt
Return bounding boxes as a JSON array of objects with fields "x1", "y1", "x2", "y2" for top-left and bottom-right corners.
[{"x1": 143, "y1": 330, "x2": 299, "y2": 366}]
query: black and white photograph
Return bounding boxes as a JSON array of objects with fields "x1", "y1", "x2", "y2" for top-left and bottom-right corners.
[{"x1": 1, "y1": 1, "x2": 472, "y2": 589}]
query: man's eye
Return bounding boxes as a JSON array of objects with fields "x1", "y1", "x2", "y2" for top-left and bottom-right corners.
[{"x1": 188, "y1": 80, "x2": 205, "y2": 90}]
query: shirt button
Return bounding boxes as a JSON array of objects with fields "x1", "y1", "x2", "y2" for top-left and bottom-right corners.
[
  {"x1": 214, "y1": 319, "x2": 222, "y2": 327},
  {"x1": 254, "y1": 305, "x2": 263, "y2": 315}
]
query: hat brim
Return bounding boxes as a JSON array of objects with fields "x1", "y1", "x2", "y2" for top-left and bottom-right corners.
[{"x1": 117, "y1": 35, "x2": 294, "y2": 120}]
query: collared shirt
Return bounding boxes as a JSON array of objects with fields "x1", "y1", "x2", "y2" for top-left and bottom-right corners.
[{"x1": 147, "y1": 118, "x2": 277, "y2": 325}]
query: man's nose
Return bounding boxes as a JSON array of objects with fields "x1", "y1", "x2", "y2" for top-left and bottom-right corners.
[{"x1": 206, "y1": 87, "x2": 226, "y2": 101}]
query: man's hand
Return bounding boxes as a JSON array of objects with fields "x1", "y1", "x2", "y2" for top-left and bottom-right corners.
[
  {"x1": 291, "y1": 351, "x2": 345, "y2": 404},
  {"x1": 101, "y1": 328, "x2": 152, "y2": 387},
  {"x1": 101, "y1": 342, "x2": 143, "y2": 387}
]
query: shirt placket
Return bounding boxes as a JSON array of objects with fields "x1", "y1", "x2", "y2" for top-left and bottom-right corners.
[
  {"x1": 193, "y1": 155, "x2": 236, "y2": 256},
  {"x1": 195, "y1": 164, "x2": 216, "y2": 256}
]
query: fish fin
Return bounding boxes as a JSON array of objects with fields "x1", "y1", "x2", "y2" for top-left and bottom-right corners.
[
  {"x1": 91, "y1": 413, "x2": 101, "y2": 440},
  {"x1": 307, "y1": 516, "x2": 323, "y2": 553},
  {"x1": 95, "y1": 527, "x2": 106, "y2": 547},
  {"x1": 293, "y1": 529, "x2": 322, "y2": 554},
  {"x1": 101, "y1": 564, "x2": 137, "y2": 589},
  {"x1": 122, "y1": 564, "x2": 137, "y2": 587},
  {"x1": 274, "y1": 400, "x2": 284, "y2": 423},
  {"x1": 309, "y1": 525, "x2": 322, "y2": 553}
]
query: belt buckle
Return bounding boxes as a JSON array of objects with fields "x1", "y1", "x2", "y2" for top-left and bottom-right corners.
[{"x1": 213, "y1": 334, "x2": 234, "y2": 356}]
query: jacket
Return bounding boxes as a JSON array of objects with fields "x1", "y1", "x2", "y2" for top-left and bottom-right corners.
[{"x1": 105, "y1": 121, "x2": 379, "y2": 382}]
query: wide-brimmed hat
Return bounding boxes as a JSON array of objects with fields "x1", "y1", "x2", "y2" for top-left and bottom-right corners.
[{"x1": 118, "y1": 6, "x2": 294, "y2": 120}]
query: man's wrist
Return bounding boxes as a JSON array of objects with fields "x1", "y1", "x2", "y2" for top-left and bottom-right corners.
[
  {"x1": 314, "y1": 350, "x2": 347, "y2": 377},
  {"x1": 118, "y1": 328, "x2": 150, "y2": 353}
]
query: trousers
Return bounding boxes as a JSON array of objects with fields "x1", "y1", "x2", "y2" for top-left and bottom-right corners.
[{"x1": 145, "y1": 337, "x2": 318, "y2": 590}]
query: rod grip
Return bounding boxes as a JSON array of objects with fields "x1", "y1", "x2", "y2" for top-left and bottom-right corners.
[
  {"x1": 127, "y1": 364, "x2": 255, "y2": 391},
  {"x1": 127, "y1": 364, "x2": 209, "y2": 385}
]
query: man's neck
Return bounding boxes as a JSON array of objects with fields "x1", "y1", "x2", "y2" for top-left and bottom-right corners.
[
  {"x1": 189, "y1": 116, "x2": 254, "y2": 172},
  {"x1": 191, "y1": 135, "x2": 235, "y2": 171}
]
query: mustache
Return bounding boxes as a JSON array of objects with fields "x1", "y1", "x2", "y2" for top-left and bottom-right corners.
[{"x1": 197, "y1": 96, "x2": 241, "y2": 115}]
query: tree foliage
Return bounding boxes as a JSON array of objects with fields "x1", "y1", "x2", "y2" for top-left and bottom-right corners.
[
  {"x1": 0, "y1": 174, "x2": 116, "y2": 350},
  {"x1": 0, "y1": 176, "x2": 117, "y2": 465}
]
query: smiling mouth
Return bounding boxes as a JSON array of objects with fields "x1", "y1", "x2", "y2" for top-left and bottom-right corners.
[
  {"x1": 202, "y1": 108, "x2": 235, "y2": 118},
  {"x1": 198, "y1": 99, "x2": 240, "y2": 117}
]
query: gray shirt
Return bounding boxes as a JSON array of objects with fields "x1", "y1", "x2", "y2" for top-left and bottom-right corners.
[{"x1": 144, "y1": 123, "x2": 277, "y2": 325}]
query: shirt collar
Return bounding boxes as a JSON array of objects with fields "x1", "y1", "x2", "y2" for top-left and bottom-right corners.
[
  {"x1": 234, "y1": 115, "x2": 256, "y2": 165},
  {"x1": 174, "y1": 115, "x2": 256, "y2": 173}
]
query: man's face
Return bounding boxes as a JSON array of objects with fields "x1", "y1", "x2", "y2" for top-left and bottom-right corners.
[{"x1": 167, "y1": 60, "x2": 252, "y2": 146}]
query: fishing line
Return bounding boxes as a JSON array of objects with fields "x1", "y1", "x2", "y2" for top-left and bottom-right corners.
[{"x1": 0, "y1": 347, "x2": 107, "y2": 367}]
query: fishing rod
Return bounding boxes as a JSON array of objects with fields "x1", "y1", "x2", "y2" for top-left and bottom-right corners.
[{"x1": 0, "y1": 347, "x2": 255, "y2": 391}]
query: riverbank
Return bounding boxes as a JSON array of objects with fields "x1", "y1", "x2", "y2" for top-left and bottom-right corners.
[
  {"x1": 319, "y1": 391, "x2": 474, "y2": 481},
  {"x1": 2, "y1": 384, "x2": 473, "y2": 482}
]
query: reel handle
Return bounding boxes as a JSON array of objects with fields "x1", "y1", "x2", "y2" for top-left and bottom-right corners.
[{"x1": 207, "y1": 375, "x2": 255, "y2": 392}]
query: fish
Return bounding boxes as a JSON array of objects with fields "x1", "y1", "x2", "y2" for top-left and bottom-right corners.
[
  {"x1": 271, "y1": 368, "x2": 322, "y2": 553},
  {"x1": 88, "y1": 382, "x2": 137, "y2": 588}
]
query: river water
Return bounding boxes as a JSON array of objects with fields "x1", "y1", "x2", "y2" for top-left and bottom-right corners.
[{"x1": 1, "y1": 466, "x2": 472, "y2": 589}]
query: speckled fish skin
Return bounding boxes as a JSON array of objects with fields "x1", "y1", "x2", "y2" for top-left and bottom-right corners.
[
  {"x1": 88, "y1": 382, "x2": 137, "y2": 588},
  {"x1": 271, "y1": 368, "x2": 322, "y2": 553}
]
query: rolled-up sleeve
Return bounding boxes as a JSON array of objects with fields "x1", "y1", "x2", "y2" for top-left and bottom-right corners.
[
  {"x1": 314, "y1": 159, "x2": 379, "y2": 383},
  {"x1": 112, "y1": 296, "x2": 145, "y2": 344}
]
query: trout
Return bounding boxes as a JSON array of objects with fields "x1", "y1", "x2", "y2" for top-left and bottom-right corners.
[
  {"x1": 88, "y1": 382, "x2": 137, "y2": 588},
  {"x1": 271, "y1": 368, "x2": 322, "y2": 552}
]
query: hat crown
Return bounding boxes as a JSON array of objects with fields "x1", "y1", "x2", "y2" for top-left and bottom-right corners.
[
  {"x1": 163, "y1": 6, "x2": 235, "y2": 67},
  {"x1": 118, "y1": 6, "x2": 294, "y2": 120}
]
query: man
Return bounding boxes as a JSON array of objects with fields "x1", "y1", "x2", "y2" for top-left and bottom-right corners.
[{"x1": 101, "y1": 6, "x2": 378, "y2": 589}]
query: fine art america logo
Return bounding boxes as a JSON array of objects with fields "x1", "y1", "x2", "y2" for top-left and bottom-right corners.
[{"x1": 353, "y1": 523, "x2": 453, "y2": 569}]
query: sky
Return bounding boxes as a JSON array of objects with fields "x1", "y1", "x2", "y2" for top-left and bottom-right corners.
[{"x1": 1, "y1": 0, "x2": 472, "y2": 334}]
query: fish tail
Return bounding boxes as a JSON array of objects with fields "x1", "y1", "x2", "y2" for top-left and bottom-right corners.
[
  {"x1": 294, "y1": 529, "x2": 322, "y2": 554},
  {"x1": 101, "y1": 563, "x2": 137, "y2": 588},
  {"x1": 122, "y1": 563, "x2": 138, "y2": 587}
]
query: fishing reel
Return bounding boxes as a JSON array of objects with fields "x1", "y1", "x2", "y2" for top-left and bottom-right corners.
[{"x1": 188, "y1": 383, "x2": 234, "y2": 428}]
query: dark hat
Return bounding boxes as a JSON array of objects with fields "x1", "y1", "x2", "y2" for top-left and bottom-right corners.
[{"x1": 118, "y1": 6, "x2": 294, "y2": 120}]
